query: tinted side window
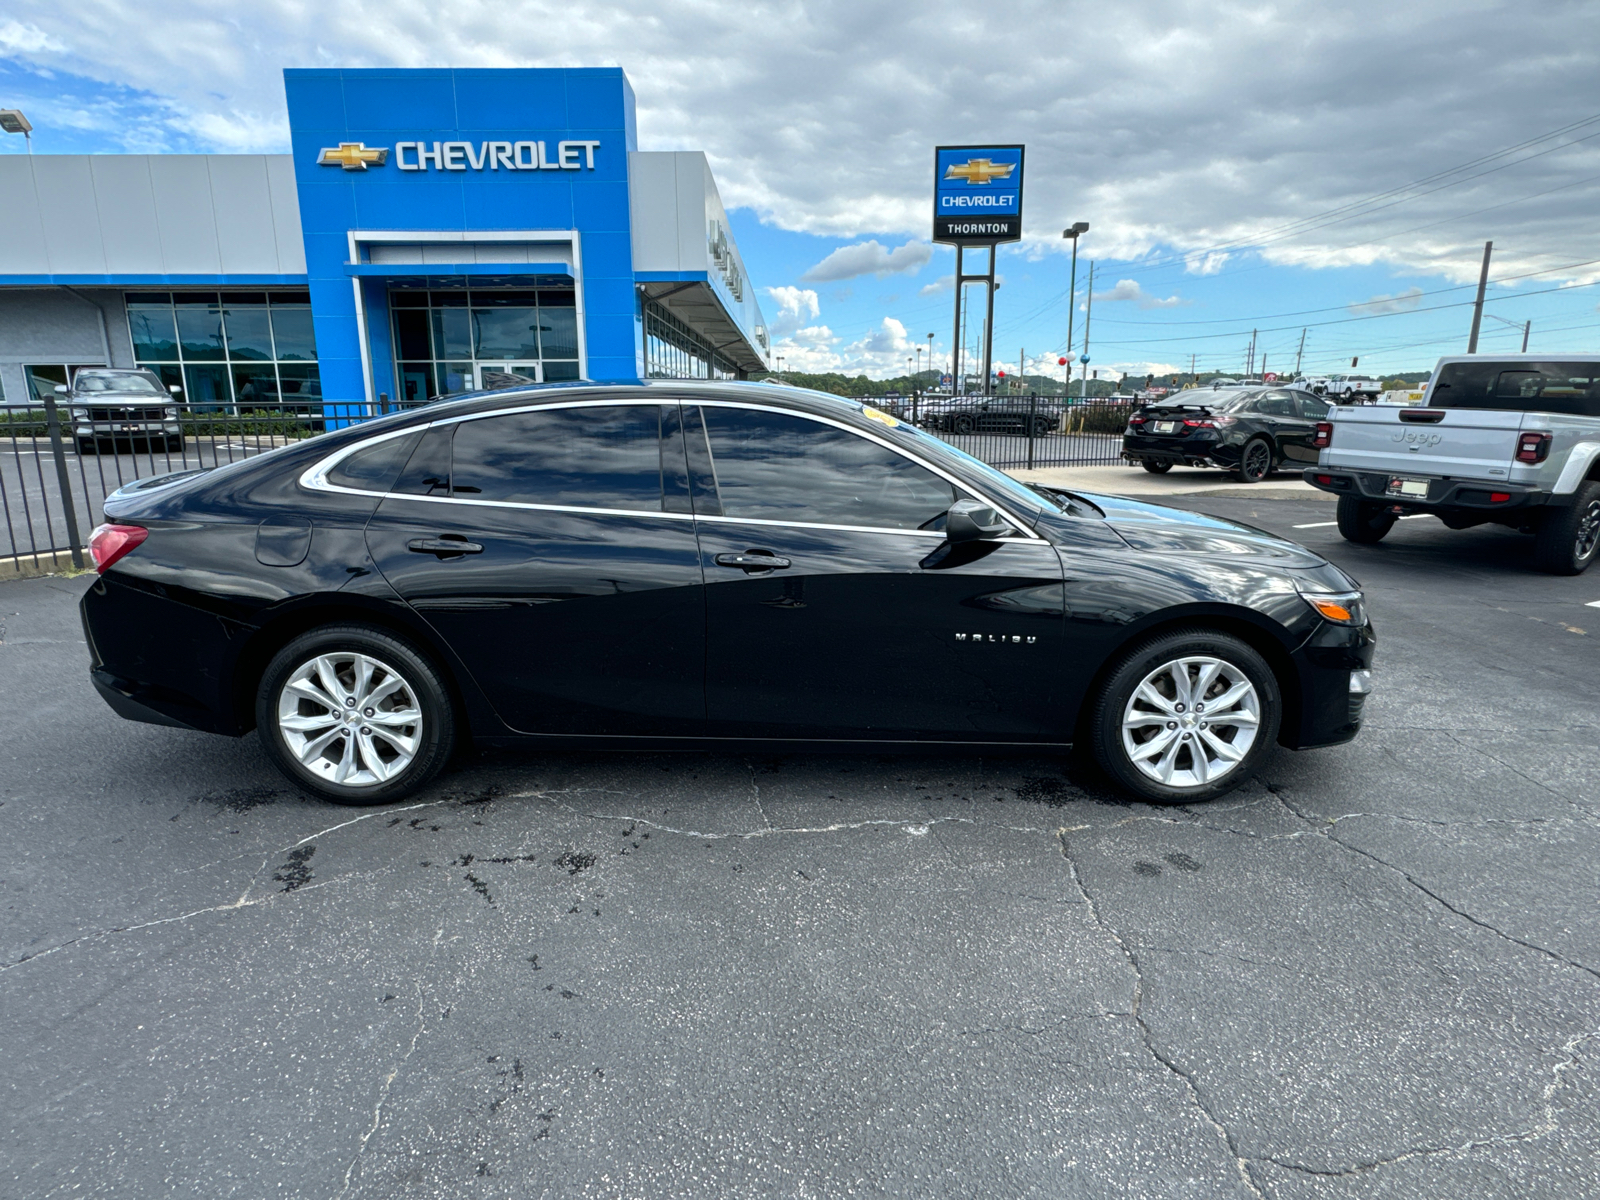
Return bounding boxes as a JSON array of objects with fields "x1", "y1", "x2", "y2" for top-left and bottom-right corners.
[
  {"x1": 1295, "y1": 394, "x2": 1330, "y2": 420},
  {"x1": 450, "y1": 405, "x2": 666, "y2": 510},
  {"x1": 1255, "y1": 392, "x2": 1295, "y2": 416},
  {"x1": 1432, "y1": 362, "x2": 1600, "y2": 417},
  {"x1": 328, "y1": 431, "x2": 420, "y2": 492},
  {"x1": 698, "y1": 407, "x2": 960, "y2": 530}
]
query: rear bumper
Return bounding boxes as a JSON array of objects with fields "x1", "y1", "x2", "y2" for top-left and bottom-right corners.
[
  {"x1": 1302, "y1": 468, "x2": 1550, "y2": 511},
  {"x1": 1123, "y1": 434, "x2": 1239, "y2": 468}
]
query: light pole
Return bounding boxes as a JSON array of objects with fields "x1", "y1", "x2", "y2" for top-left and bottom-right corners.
[
  {"x1": 0, "y1": 109, "x2": 33, "y2": 153},
  {"x1": 1062, "y1": 222, "x2": 1089, "y2": 360}
]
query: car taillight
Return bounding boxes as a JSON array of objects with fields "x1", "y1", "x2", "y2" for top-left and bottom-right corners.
[
  {"x1": 88, "y1": 523, "x2": 148, "y2": 573},
  {"x1": 1516, "y1": 432, "x2": 1552, "y2": 464},
  {"x1": 1314, "y1": 421, "x2": 1333, "y2": 448},
  {"x1": 1128, "y1": 416, "x2": 1145, "y2": 425},
  {"x1": 1183, "y1": 416, "x2": 1230, "y2": 428}
]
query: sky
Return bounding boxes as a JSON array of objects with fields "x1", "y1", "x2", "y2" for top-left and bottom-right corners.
[{"x1": 3, "y1": 2, "x2": 1599, "y2": 381}]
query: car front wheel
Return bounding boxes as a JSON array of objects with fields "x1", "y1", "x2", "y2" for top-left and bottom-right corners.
[
  {"x1": 1089, "y1": 629, "x2": 1281, "y2": 804},
  {"x1": 256, "y1": 624, "x2": 456, "y2": 805},
  {"x1": 1141, "y1": 459, "x2": 1173, "y2": 474}
]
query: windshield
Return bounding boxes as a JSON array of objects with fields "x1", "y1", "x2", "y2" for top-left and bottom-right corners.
[
  {"x1": 75, "y1": 372, "x2": 165, "y2": 395},
  {"x1": 1430, "y1": 361, "x2": 1600, "y2": 417}
]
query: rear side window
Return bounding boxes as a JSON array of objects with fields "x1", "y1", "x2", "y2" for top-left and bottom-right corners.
[
  {"x1": 695, "y1": 406, "x2": 961, "y2": 531},
  {"x1": 1431, "y1": 362, "x2": 1600, "y2": 417},
  {"x1": 328, "y1": 431, "x2": 420, "y2": 492},
  {"x1": 1295, "y1": 394, "x2": 1330, "y2": 420},
  {"x1": 449, "y1": 405, "x2": 668, "y2": 510}
]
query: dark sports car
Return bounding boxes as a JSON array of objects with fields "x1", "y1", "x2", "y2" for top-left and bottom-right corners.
[
  {"x1": 1123, "y1": 387, "x2": 1333, "y2": 482},
  {"x1": 80, "y1": 381, "x2": 1374, "y2": 807}
]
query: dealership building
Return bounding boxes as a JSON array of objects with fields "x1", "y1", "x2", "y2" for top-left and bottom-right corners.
[{"x1": 0, "y1": 67, "x2": 769, "y2": 410}]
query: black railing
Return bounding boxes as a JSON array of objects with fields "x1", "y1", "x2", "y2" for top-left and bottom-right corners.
[
  {"x1": 1, "y1": 399, "x2": 424, "y2": 570},
  {"x1": 864, "y1": 394, "x2": 1135, "y2": 470},
  {"x1": 2, "y1": 391, "x2": 1136, "y2": 570}
]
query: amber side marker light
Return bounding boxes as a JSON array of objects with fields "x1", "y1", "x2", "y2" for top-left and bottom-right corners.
[
  {"x1": 1305, "y1": 596, "x2": 1354, "y2": 621},
  {"x1": 1297, "y1": 587, "x2": 1366, "y2": 626},
  {"x1": 88, "y1": 523, "x2": 148, "y2": 573}
]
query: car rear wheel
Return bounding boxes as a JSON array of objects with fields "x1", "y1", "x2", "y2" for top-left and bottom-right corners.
[
  {"x1": 1089, "y1": 629, "x2": 1281, "y2": 804},
  {"x1": 1234, "y1": 438, "x2": 1273, "y2": 483},
  {"x1": 1141, "y1": 459, "x2": 1173, "y2": 474},
  {"x1": 257, "y1": 624, "x2": 456, "y2": 805},
  {"x1": 1533, "y1": 481, "x2": 1600, "y2": 575},
  {"x1": 1031, "y1": 416, "x2": 1055, "y2": 437},
  {"x1": 1336, "y1": 495, "x2": 1396, "y2": 544},
  {"x1": 951, "y1": 414, "x2": 976, "y2": 434}
]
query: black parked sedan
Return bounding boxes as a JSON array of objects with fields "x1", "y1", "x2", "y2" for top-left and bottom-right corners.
[
  {"x1": 81, "y1": 382, "x2": 1374, "y2": 807},
  {"x1": 1123, "y1": 388, "x2": 1332, "y2": 482}
]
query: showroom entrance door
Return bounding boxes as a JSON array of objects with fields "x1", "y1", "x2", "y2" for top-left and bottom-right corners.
[{"x1": 474, "y1": 362, "x2": 541, "y2": 389}]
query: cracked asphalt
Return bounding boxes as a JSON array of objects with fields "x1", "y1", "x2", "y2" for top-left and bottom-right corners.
[{"x1": 3, "y1": 492, "x2": 1598, "y2": 1198}]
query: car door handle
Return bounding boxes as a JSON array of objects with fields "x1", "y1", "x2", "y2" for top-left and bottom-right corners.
[
  {"x1": 714, "y1": 551, "x2": 792, "y2": 572},
  {"x1": 407, "y1": 537, "x2": 484, "y2": 556}
]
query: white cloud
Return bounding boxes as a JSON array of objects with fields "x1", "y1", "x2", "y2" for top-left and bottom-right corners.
[
  {"x1": 800, "y1": 240, "x2": 933, "y2": 283},
  {"x1": 1347, "y1": 286, "x2": 1425, "y2": 315},
  {"x1": 1184, "y1": 251, "x2": 1229, "y2": 276},
  {"x1": 0, "y1": 20, "x2": 65, "y2": 53},
  {"x1": 764, "y1": 285, "x2": 821, "y2": 334},
  {"x1": 1092, "y1": 279, "x2": 1186, "y2": 309},
  {"x1": 919, "y1": 275, "x2": 954, "y2": 296}
]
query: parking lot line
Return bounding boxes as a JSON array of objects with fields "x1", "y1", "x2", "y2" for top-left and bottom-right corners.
[
  {"x1": 1587, "y1": 600, "x2": 1600, "y2": 608},
  {"x1": 1293, "y1": 514, "x2": 1434, "y2": 529}
]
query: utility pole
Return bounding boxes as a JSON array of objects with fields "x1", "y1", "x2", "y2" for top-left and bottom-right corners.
[
  {"x1": 1247, "y1": 329, "x2": 1257, "y2": 377},
  {"x1": 1467, "y1": 240, "x2": 1493, "y2": 353},
  {"x1": 1062, "y1": 222, "x2": 1088, "y2": 357},
  {"x1": 1189, "y1": 352, "x2": 1196, "y2": 383},
  {"x1": 1079, "y1": 262, "x2": 1095, "y2": 399},
  {"x1": 1522, "y1": 320, "x2": 1531, "y2": 353},
  {"x1": 1294, "y1": 328, "x2": 1307, "y2": 376}
]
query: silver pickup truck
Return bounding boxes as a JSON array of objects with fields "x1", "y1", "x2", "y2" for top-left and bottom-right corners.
[{"x1": 1303, "y1": 355, "x2": 1600, "y2": 574}]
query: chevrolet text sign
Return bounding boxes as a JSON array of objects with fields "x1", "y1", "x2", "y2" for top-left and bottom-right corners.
[
  {"x1": 317, "y1": 140, "x2": 603, "y2": 172},
  {"x1": 933, "y1": 145, "x2": 1024, "y2": 244}
]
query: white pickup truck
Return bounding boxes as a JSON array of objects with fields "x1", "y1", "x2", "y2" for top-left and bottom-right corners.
[
  {"x1": 1304, "y1": 354, "x2": 1600, "y2": 574},
  {"x1": 1323, "y1": 374, "x2": 1382, "y2": 401}
]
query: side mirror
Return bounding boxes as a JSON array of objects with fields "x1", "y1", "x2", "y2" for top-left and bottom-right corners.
[
  {"x1": 54, "y1": 384, "x2": 68, "y2": 395},
  {"x1": 169, "y1": 385, "x2": 183, "y2": 395},
  {"x1": 945, "y1": 498, "x2": 1010, "y2": 543}
]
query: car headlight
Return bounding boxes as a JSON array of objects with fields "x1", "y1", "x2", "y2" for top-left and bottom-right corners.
[{"x1": 1297, "y1": 585, "x2": 1366, "y2": 626}]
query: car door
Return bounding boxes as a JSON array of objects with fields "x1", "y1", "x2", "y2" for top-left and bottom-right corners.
[
  {"x1": 363, "y1": 399, "x2": 707, "y2": 737},
  {"x1": 686, "y1": 401, "x2": 1069, "y2": 742},
  {"x1": 1252, "y1": 389, "x2": 1315, "y2": 462},
  {"x1": 1293, "y1": 391, "x2": 1331, "y2": 460}
]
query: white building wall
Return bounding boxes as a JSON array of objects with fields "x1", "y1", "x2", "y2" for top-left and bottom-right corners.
[{"x1": 0, "y1": 155, "x2": 306, "y2": 277}]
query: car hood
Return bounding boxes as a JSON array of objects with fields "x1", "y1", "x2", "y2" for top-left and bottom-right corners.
[{"x1": 1070, "y1": 490, "x2": 1342, "y2": 573}]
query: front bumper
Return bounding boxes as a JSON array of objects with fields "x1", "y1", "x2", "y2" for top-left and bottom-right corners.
[
  {"x1": 1283, "y1": 619, "x2": 1377, "y2": 750},
  {"x1": 1301, "y1": 469, "x2": 1549, "y2": 511}
]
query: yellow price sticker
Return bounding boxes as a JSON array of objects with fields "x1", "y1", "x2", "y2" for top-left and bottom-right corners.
[{"x1": 861, "y1": 406, "x2": 900, "y2": 428}]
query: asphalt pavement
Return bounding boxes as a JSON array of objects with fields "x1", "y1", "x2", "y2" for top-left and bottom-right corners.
[{"x1": 3, "y1": 490, "x2": 1598, "y2": 1198}]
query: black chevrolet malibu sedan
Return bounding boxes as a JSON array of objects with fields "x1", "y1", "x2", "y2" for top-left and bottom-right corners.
[{"x1": 80, "y1": 381, "x2": 1374, "y2": 807}]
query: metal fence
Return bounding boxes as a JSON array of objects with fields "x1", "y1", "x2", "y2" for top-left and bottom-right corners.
[
  {"x1": 2, "y1": 391, "x2": 1135, "y2": 569},
  {"x1": 866, "y1": 394, "x2": 1135, "y2": 470},
  {"x1": 0, "y1": 398, "x2": 417, "y2": 570}
]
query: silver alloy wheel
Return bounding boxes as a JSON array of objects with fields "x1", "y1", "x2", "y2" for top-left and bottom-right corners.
[
  {"x1": 276, "y1": 651, "x2": 423, "y2": 788},
  {"x1": 1120, "y1": 655, "x2": 1261, "y2": 790}
]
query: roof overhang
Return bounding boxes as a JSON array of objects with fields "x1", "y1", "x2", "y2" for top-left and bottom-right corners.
[{"x1": 637, "y1": 272, "x2": 769, "y2": 374}]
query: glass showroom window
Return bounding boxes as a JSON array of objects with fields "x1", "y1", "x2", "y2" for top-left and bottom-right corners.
[
  {"x1": 388, "y1": 284, "x2": 582, "y2": 402},
  {"x1": 125, "y1": 291, "x2": 319, "y2": 411},
  {"x1": 643, "y1": 297, "x2": 738, "y2": 380}
]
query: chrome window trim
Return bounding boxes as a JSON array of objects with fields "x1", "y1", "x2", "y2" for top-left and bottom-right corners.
[{"x1": 299, "y1": 394, "x2": 1042, "y2": 539}]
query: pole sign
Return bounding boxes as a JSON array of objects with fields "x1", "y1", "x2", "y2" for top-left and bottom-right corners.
[{"x1": 933, "y1": 145, "x2": 1025, "y2": 244}]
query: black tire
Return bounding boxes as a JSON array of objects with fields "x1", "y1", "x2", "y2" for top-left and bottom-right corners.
[
  {"x1": 76, "y1": 438, "x2": 95, "y2": 455},
  {"x1": 1089, "y1": 628, "x2": 1281, "y2": 805},
  {"x1": 951, "y1": 414, "x2": 976, "y2": 434},
  {"x1": 1234, "y1": 438, "x2": 1273, "y2": 483},
  {"x1": 256, "y1": 624, "x2": 456, "y2": 805},
  {"x1": 1141, "y1": 459, "x2": 1173, "y2": 474},
  {"x1": 1532, "y1": 481, "x2": 1600, "y2": 575},
  {"x1": 166, "y1": 434, "x2": 185, "y2": 452},
  {"x1": 1336, "y1": 495, "x2": 1396, "y2": 544},
  {"x1": 1031, "y1": 416, "x2": 1055, "y2": 437}
]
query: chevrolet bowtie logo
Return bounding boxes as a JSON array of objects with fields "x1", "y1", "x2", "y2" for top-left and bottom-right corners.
[
  {"x1": 318, "y1": 142, "x2": 390, "y2": 171},
  {"x1": 944, "y1": 157, "x2": 1015, "y2": 185}
]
